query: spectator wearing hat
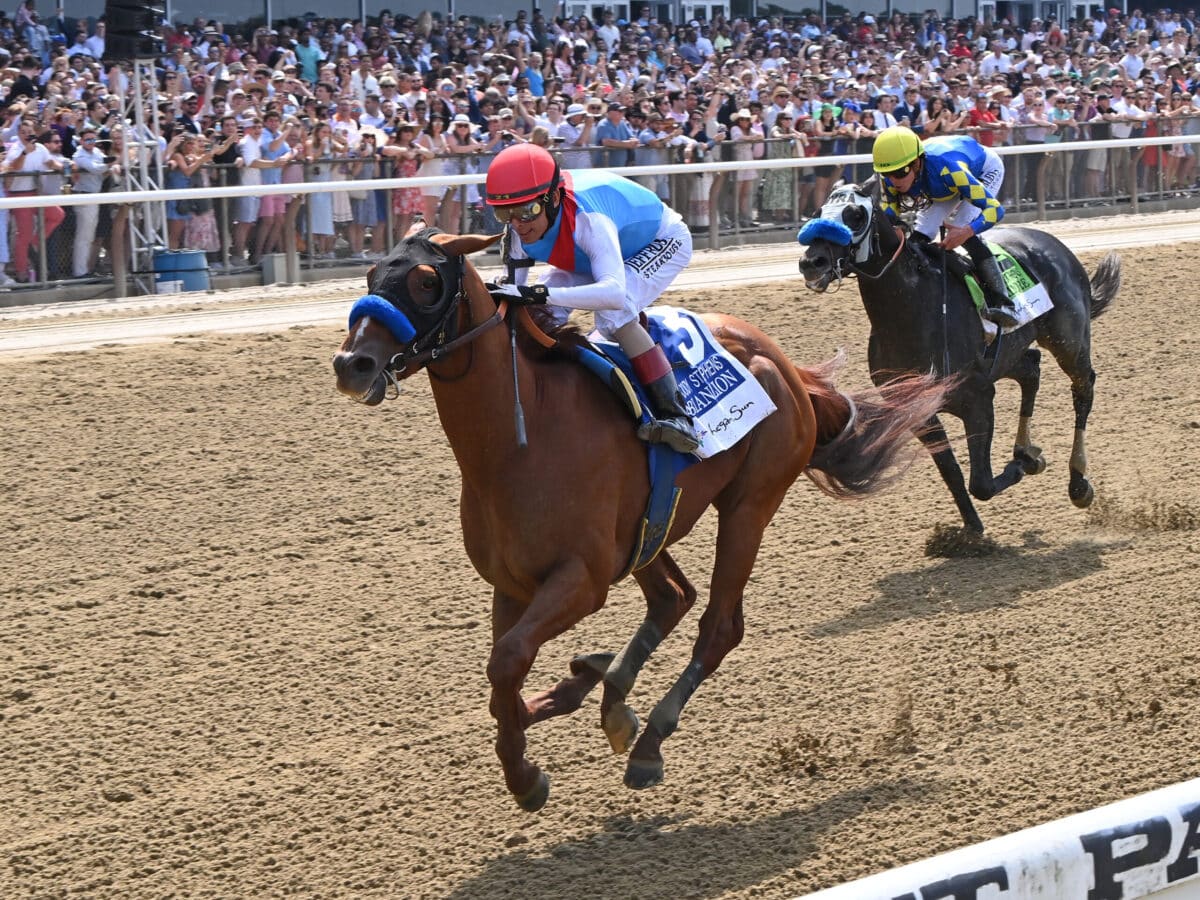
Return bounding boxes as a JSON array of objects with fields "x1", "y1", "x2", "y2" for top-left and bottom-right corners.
[
  {"x1": 594, "y1": 102, "x2": 638, "y2": 167},
  {"x1": 1084, "y1": 91, "x2": 1118, "y2": 199},
  {"x1": 730, "y1": 108, "x2": 764, "y2": 227},
  {"x1": 294, "y1": 29, "x2": 323, "y2": 84},
  {"x1": 176, "y1": 92, "x2": 203, "y2": 135},
  {"x1": 444, "y1": 112, "x2": 484, "y2": 231},
  {"x1": 834, "y1": 101, "x2": 871, "y2": 183},
  {"x1": 559, "y1": 103, "x2": 595, "y2": 169}
]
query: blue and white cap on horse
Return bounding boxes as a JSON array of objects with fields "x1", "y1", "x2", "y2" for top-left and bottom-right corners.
[
  {"x1": 484, "y1": 142, "x2": 702, "y2": 454},
  {"x1": 871, "y1": 125, "x2": 1018, "y2": 328}
]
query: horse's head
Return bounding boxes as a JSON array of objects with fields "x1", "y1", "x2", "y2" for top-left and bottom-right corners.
[
  {"x1": 797, "y1": 178, "x2": 882, "y2": 292},
  {"x1": 332, "y1": 228, "x2": 502, "y2": 404}
]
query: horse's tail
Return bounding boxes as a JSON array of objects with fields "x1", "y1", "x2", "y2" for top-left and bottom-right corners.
[
  {"x1": 799, "y1": 354, "x2": 951, "y2": 500},
  {"x1": 1088, "y1": 252, "x2": 1121, "y2": 320}
]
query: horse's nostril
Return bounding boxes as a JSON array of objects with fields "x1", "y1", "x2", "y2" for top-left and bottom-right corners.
[{"x1": 351, "y1": 355, "x2": 377, "y2": 376}]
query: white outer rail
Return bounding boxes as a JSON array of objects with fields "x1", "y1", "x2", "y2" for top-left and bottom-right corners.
[
  {"x1": 795, "y1": 776, "x2": 1200, "y2": 900},
  {"x1": 0, "y1": 133, "x2": 1193, "y2": 212}
]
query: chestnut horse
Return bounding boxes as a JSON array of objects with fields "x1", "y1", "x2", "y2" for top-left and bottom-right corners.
[{"x1": 333, "y1": 230, "x2": 948, "y2": 812}]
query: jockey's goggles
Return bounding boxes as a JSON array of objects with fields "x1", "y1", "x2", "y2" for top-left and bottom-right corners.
[
  {"x1": 882, "y1": 163, "x2": 916, "y2": 180},
  {"x1": 494, "y1": 198, "x2": 545, "y2": 224}
]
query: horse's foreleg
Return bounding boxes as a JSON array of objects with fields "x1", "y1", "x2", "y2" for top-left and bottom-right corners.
[
  {"x1": 1011, "y1": 348, "x2": 1047, "y2": 475},
  {"x1": 625, "y1": 515, "x2": 763, "y2": 790},
  {"x1": 487, "y1": 566, "x2": 604, "y2": 812},
  {"x1": 963, "y1": 394, "x2": 1025, "y2": 501},
  {"x1": 918, "y1": 415, "x2": 985, "y2": 533},
  {"x1": 600, "y1": 552, "x2": 697, "y2": 755},
  {"x1": 524, "y1": 652, "x2": 614, "y2": 726},
  {"x1": 1067, "y1": 368, "x2": 1097, "y2": 508}
]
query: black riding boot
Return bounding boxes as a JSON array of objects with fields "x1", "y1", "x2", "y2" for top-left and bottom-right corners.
[
  {"x1": 637, "y1": 368, "x2": 702, "y2": 454},
  {"x1": 964, "y1": 236, "x2": 1019, "y2": 329}
]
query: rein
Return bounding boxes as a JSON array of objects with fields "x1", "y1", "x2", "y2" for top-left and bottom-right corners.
[{"x1": 382, "y1": 298, "x2": 511, "y2": 393}]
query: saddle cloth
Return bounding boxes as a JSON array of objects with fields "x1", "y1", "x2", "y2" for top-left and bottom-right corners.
[
  {"x1": 573, "y1": 306, "x2": 778, "y2": 577},
  {"x1": 961, "y1": 242, "x2": 1054, "y2": 337},
  {"x1": 591, "y1": 305, "x2": 778, "y2": 460}
]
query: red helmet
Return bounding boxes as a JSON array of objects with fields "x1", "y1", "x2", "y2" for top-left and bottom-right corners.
[{"x1": 485, "y1": 143, "x2": 560, "y2": 206}]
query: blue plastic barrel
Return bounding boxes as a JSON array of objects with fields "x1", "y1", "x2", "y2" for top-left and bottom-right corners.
[{"x1": 153, "y1": 250, "x2": 210, "y2": 293}]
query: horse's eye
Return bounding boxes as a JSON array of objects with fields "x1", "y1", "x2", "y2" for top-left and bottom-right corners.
[{"x1": 420, "y1": 275, "x2": 438, "y2": 291}]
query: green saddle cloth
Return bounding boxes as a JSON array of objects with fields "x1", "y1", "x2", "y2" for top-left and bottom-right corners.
[{"x1": 963, "y1": 242, "x2": 1040, "y2": 313}]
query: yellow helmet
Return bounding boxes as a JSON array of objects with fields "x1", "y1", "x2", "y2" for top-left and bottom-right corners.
[{"x1": 872, "y1": 125, "x2": 924, "y2": 174}]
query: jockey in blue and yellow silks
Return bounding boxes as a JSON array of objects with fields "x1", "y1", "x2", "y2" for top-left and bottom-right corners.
[
  {"x1": 873, "y1": 126, "x2": 1018, "y2": 328},
  {"x1": 483, "y1": 143, "x2": 701, "y2": 453}
]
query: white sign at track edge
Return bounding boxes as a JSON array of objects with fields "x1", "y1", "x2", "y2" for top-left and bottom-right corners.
[{"x1": 795, "y1": 777, "x2": 1200, "y2": 900}]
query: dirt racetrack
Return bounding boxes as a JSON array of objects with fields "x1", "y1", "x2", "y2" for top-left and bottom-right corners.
[{"x1": 2, "y1": 240, "x2": 1198, "y2": 899}]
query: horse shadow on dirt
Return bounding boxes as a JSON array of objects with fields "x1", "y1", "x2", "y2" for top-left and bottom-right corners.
[
  {"x1": 443, "y1": 776, "x2": 947, "y2": 900},
  {"x1": 809, "y1": 536, "x2": 1127, "y2": 640}
]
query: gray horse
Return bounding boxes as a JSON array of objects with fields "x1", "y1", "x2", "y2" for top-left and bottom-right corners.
[{"x1": 798, "y1": 179, "x2": 1121, "y2": 534}]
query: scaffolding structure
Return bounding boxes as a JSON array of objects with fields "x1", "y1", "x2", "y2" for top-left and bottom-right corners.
[{"x1": 115, "y1": 58, "x2": 168, "y2": 297}]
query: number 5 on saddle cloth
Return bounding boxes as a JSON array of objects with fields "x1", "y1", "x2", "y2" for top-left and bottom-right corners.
[{"x1": 570, "y1": 306, "x2": 777, "y2": 577}]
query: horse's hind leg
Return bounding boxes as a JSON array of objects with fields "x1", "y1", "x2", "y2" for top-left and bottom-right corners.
[
  {"x1": 624, "y1": 509, "x2": 768, "y2": 790},
  {"x1": 600, "y1": 551, "x2": 697, "y2": 755},
  {"x1": 918, "y1": 415, "x2": 985, "y2": 533},
  {"x1": 1067, "y1": 367, "x2": 1097, "y2": 507},
  {"x1": 1043, "y1": 337, "x2": 1098, "y2": 508},
  {"x1": 1011, "y1": 348, "x2": 1048, "y2": 476}
]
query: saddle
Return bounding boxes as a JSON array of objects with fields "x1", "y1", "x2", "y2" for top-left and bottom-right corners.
[{"x1": 910, "y1": 236, "x2": 1052, "y2": 333}]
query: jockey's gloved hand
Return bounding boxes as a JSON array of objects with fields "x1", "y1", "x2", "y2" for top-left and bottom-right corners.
[{"x1": 487, "y1": 282, "x2": 550, "y2": 306}]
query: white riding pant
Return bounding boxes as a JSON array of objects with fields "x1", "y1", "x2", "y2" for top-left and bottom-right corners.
[
  {"x1": 913, "y1": 148, "x2": 1005, "y2": 240},
  {"x1": 539, "y1": 218, "x2": 692, "y2": 337}
]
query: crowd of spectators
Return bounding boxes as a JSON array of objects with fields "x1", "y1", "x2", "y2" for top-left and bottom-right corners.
[{"x1": 1, "y1": 3, "x2": 1200, "y2": 283}]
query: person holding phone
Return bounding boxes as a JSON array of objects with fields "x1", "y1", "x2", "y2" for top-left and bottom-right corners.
[{"x1": 3, "y1": 120, "x2": 65, "y2": 282}]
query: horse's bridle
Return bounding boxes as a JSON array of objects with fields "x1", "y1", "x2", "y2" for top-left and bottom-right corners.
[
  {"x1": 814, "y1": 187, "x2": 907, "y2": 286},
  {"x1": 347, "y1": 235, "x2": 511, "y2": 399}
]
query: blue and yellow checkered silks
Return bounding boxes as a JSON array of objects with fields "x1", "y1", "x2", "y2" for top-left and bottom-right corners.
[{"x1": 880, "y1": 135, "x2": 1005, "y2": 234}]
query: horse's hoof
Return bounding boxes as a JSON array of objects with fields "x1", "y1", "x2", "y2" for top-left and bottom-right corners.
[
  {"x1": 1015, "y1": 445, "x2": 1047, "y2": 476},
  {"x1": 624, "y1": 757, "x2": 665, "y2": 790},
  {"x1": 602, "y1": 701, "x2": 639, "y2": 755},
  {"x1": 1070, "y1": 478, "x2": 1095, "y2": 509},
  {"x1": 569, "y1": 652, "x2": 615, "y2": 678},
  {"x1": 514, "y1": 771, "x2": 550, "y2": 813}
]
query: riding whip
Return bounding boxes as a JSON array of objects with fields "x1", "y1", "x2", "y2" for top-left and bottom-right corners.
[{"x1": 510, "y1": 322, "x2": 528, "y2": 449}]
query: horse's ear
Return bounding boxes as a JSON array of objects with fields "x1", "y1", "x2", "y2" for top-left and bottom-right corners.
[
  {"x1": 863, "y1": 174, "x2": 882, "y2": 203},
  {"x1": 433, "y1": 233, "x2": 504, "y2": 257},
  {"x1": 366, "y1": 264, "x2": 376, "y2": 292}
]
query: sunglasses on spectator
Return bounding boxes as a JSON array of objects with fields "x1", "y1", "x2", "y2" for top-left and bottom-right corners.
[{"x1": 494, "y1": 198, "x2": 545, "y2": 223}]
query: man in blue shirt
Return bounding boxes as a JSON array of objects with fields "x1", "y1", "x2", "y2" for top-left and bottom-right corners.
[
  {"x1": 254, "y1": 110, "x2": 293, "y2": 264},
  {"x1": 593, "y1": 102, "x2": 638, "y2": 167}
]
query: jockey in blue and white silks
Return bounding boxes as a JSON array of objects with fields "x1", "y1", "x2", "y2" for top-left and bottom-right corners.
[
  {"x1": 483, "y1": 143, "x2": 700, "y2": 453},
  {"x1": 872, "y1": 126, "x2": 1018, "y2": 328}
]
